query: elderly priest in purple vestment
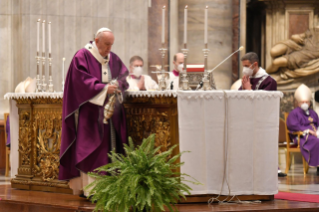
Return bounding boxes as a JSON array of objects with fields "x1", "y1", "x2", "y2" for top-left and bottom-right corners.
[
  {"x1": 239, "y1": 52, "x2": 277, "y2": 91},
  {"x1": 59, "y1": 27, "x2": 129, "y2": 196},
  {"x1": 287, "y1": 84, "x2": 319, "y2": 175}
]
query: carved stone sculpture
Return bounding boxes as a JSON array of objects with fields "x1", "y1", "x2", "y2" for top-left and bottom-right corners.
[{"x1": 267, "y1": 28, "x2": 319, "y2": 89}]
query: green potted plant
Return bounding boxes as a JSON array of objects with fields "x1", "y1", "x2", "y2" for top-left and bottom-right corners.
[{"x1": 85, "y1": 134, "x2": 198, "y2": 212}]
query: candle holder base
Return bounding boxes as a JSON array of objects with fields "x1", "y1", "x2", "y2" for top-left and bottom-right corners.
[
  {"x1": 42, "y1": 76, "x2": 47, "y2": 92},
  {"x1": 48, "y1": 76, "x2": 54, "y2": 92},
  {"x1": 180, "y1": 74, "x2": 191, "y2": 91},
  {"x1": 36, "y1": 75, "x2": 42, "y2": 92},
  {"x1": 200, "y1": 79, "x2": 213, "y2": 91},
  {"x1": 200, "y1": 73, "x2": 213, "y2": 91},
  {"x1": 158, "y1": 79, "x2": 167, "y2": 91}
]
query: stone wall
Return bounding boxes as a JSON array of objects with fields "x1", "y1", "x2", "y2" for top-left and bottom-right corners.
[{"x1": 178, "y1": 0, "x2": 235, "y2": 89}]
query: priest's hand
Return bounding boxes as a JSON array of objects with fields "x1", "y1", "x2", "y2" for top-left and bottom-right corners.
[
  {"x1": 309, "y1": 129, "x2": 317, "y2": 136},
  {"x1": 137, "y1": 76, "x2": 146, "y2": 91},
  {"x1": 107, "y1": 85, "x2": 118, "y2": 94},
  {"x1": 242, "y1": 75, "x2": 252, "y2": 90}
]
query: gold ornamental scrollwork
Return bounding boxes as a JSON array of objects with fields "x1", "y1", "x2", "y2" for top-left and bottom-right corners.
[
  {"x1": 125, "y1": 108, "x2": 171, "y2": 154},
  {"x1": 125, "y1": 96, "x2": 177, "y2": 105},
  {"x1": 11, "y1": 179, "x2": 69, "y2": 189},
  {"x1": 32, "y1": 108, "x2": 62, "y2": 182},
  {"x1": 18, "y1": 111, "x2": 32, "y2": 166}
]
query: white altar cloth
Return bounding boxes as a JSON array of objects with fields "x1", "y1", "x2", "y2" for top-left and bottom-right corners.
[{"x1": 178, "y1": 90, "x2": 283, "y2": 195}]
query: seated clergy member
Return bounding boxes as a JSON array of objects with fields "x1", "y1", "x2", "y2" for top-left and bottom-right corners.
[
  {"x1": 287, "y1": 84, "x2": 319, "y2": 175},
  {"x1": 168, "y1": 53, "x2": 184, "y2": 90},
  {"x1": 240, "y1": 52, "x2": 277, "y2": 91},
  {"x1": 127, "y1": 56, "x2": 158, "y2": 91}
]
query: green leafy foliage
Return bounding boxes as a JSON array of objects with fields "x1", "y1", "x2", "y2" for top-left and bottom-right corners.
[{"x1": 85, "y1": 134, "x2": 198, "y2": 212}]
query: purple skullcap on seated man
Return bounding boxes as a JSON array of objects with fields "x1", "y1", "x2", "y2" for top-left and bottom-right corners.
[
  {"x1": 59, "y1": 27, "x2": 129, "y2": 195},
  {"x1": 287, "y1": 84, "x2": 319, "y2": 174},
  {"x1": 239, "y1": 52, "x2": 277, "y2": 91}
]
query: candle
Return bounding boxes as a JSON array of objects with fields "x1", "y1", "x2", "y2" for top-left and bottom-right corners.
[
  {"x1": 48, "y1": 22, "x2": 51, "y2": 54},
  {"x1": 162, "y1": 6, "x2": 165, "y2": 44},
  {"x1": 37, "y1": 19, "x2": 40, "y2": 52},
  {"x1": 42, "y1": 20, "x2": 45, "y2": 54},
  {"x1": 204, "y1": 6, "x2": 208, "y2": 44},
  {"x1": 62, "y1": 57, "x2": 65, "y2": 81},
  {"x1": 184, "y1": 5, "x2": 188, "y2": 44}
]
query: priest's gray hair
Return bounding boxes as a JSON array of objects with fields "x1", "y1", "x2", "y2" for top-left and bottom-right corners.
[
  {"x1": 95, "y1": 27, "x2": 113, "y2": 39},
  {"x1": 241, "y1": 52, "x2": 259, "y2": 64}
]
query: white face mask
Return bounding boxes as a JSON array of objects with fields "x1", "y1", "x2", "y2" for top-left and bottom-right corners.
[
  {"x1": 301, "y1": 103, "x2": 309, "y2": 111},
  {"x1": 133, "y1": 67, "x2": 143, "y2": 77},
  {"x1": 243, "y1": 65, "x2": 254, "y2": 76},
  {"x1": 177, "y1": 63, "x2": 184, "y2": 72}
]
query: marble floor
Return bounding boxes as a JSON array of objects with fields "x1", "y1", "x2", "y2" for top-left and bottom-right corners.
[
  {"x1": 0, "y1": 174, "x2": 11, "y2": 186},
  {"x1": 278, "y1": 163, "x2": 319, "y2": 195},
  {"x1": 0, "y1": 163, "x2": 318, "y2": 192}
]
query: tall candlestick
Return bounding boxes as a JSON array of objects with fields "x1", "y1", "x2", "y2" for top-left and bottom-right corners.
[
  {"x1": 204, "y1": 6, "x2": 208, "y2": 44},
  {"x1": 162, "y1": 6, "x2": 165, "y2": 44},
  {"x1": 37, "y1": 19, "x2": 40, "y2": 52},
  {"x1": 184, "y1": 5, "x2": 188, "y2": 44},
  {"x1": 42, "y1": 20, "x2": 45, "y2": 54},
  {"x1": 48, "y1": 22, "x2": 51, "y2": 54}
]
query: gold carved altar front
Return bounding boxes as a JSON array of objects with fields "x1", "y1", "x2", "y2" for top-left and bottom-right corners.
[
  {"x1": 123, "y1": 94, "x2": 179, "y2": 158},
  {"x1": 10, "y1": 93, "x2": 178, "y2": 193},
  {"x1": 11, "y1": 97, "x2": 72, "y2": 193}
]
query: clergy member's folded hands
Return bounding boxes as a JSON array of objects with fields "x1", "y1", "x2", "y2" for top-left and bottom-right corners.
[
  {"x1": 242, "y1": 75, "x2": 252, "y2": 90},
  {"x1": 137, "y1": 76, "x2": 146, "y2": 91}
]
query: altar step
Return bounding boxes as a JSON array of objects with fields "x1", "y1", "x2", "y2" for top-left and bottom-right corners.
[{"x1": 1, "y1": 185, "x2": 319, "y2": 212}]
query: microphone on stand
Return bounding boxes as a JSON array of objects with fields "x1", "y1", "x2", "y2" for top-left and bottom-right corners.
[
  {"x1": 207, "y1": 46, "x2": 245, "y2": 75},
  {"x1": 196, "y1": 81, "x2": 204, "y2": 90},
  {"x1": 170, "y1": 81, "x2": 174, "y2": 90}
]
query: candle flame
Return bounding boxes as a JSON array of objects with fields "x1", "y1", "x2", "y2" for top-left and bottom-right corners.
[
  {"x1": 185, "y1": 5, "x2": 188, "y2": 9},
  {"x1": 43, "y1": 20, "x2": 46, "y2": 23},
  {"x1": 63, "y1": 57, "x2": 65, "y2": 61},
  {"x1": 49, "y1": 22, "x2": 51, "y2": 24},
  {"x1": 163, "y1": 5, "x2": 166, "y2": 9},
  {"x1": 206, "y1": 5, "x2": 208, "y2": 9},
  {"x1": 37, "y1": 19, "x2": 41, "y2": 22},
  {"x1": 239, "y1": 46, "x2": 244, "y2": 51}
]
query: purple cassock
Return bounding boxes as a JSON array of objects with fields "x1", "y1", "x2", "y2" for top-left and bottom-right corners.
[
  {"x1": 59, "y1": 46, "x2": 129, "y2": 181},
  {"x1": 6, "y1": 115, "x2": 10, "y2": 147},
  {"x1": 287, "y1": 107, "x2": 319, "y2": 167}
]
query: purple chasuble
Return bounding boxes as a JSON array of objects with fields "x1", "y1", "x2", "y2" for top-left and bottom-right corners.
[
  {"x1": 6, "y1": 115, "x2": 10, "y2": 146},
  {"x1": 239, "y1": 75, "x2": 277, "y2": 91},
  {"x1": 59, "y1": 47, "x2": 129, "y2": 180},
  {"x1": 287, "y1": 107, "x2": 319, "y2": 166}
]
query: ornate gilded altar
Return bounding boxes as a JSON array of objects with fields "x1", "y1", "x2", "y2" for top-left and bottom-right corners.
[
  {"x1": 5, "y1": 93, "x2": 72, "y2": 193},
  {"x1": 124, "y1": 91, "x2": 179, "y2": 157},
  {"x1": 4, "y1": 91, "x2": 178, "y2": 194}
]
